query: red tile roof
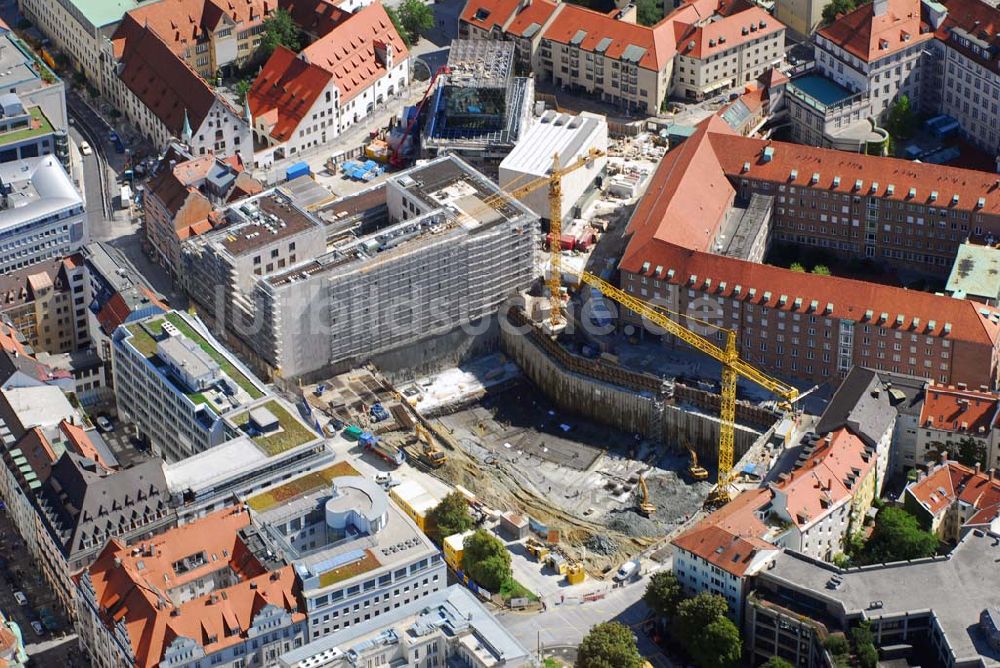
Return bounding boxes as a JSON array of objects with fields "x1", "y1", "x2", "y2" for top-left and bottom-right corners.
[
  {"x1": 678, "y1": 5, "x2": 781, "y2": 59},
  {"x1": 672, "y1": 488, "x2": 776, "y2": 576},
  {"x1": 708, "y1": 133, "x2": 1000, "y2": 216},
  {"x1": 505, "y1": 0, "x2": 559, "y2": 37},
  {"x1": 459, "y1": 0, "x2": 522, "y2": 32},
  {"x1": 97, "y1": 293, "x2": 135, "y2": 336},
  {"x1": 933, "y1": 0, "x2": 1000, "y2": 75},
  {"x1": 907, "y1": 461, "x2": 1000, "y2": 526},
  {"x1": 817, "y1": 0, "x2": 930, "y2": 62},
  {"x1": 280, "y1": 0, "x2": 348, "y2": 37},
  {"x1": 302, "y1": 1, "x2": 409, "y2": 103},
  {"x1": 115, "y1": 18, "x2": 229, "y2": 135},
  {"x1": 82, "y1": 506, "x2": 303, "y2": 668},
  {"x1": 542, "y1": 4, "x2": 676, "y2": 70},
  {"x1": 59, "y1": 421, "x2": 111, "y2": 470},
  {"x1": 920, "y1": 383, "x2": 1000, "y2": 433},
  {"x1": 249, "y1": 46, "x2": 333, "y2": 142},
  {"x1": 117, "y1": 0, "x2": 270, "y2": 59},
  {"x1": 773, "y1": 428, "x2": 874, "y2": 527},
  {"x1": 620, "y1": 121, "x2": 1000, "y2": 347}
]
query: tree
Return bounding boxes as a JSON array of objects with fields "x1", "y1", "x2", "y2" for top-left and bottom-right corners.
[
  {"x1": 858, "y1": 507, "x2": 938, "y2": 564},
  {"x1": 790, "y1": 262, "x2": 806, "y2": 272},
  {"x1": 822, "y1": 0, "x2": 856, "y2": 24},
  {"x1": 427, "y1": 492, "x2": 473, "y2": 544},
  {"x1": 235, "y1": 79, "x2": 253, "y2": 104},
  {"x1": 643, "y1": 570, "x2": 683, "y2": 618},
  {"x1": 636, "y1": 0, "x2": 665, "y2": 26},
  {"x1": 762, "y1": 658, "x2": 794, "y2": 668},
  {"x1": 385, "y1": 6, "x2": 411, "y2": 48},
  {"x1": 462, "y1": 529, "x2": 511, "y2": 592},
  {"x1": 261, "y1": 8, "x2": 300, "y2": 57},
  {"x1": 397, "y1": 0, "x2": 433, "y2": 45},
  {"x1": 852, "y1": 622, "x2": 879, "y2": 668},
  {"x1": 951, "y1": 436, "x2": 986, "y2": 468},
  {"x1": 687, "y1": 617, "x2": 742, "y2": 668},
  {"x1": 824, "y1": 633, "x2": 850, "y2": 658},
  {"x1": 673, "y1": 592, "x2": 729, "y2": 643},
  {"x1": 812, "y1": 264, "x2": 831, "y2": 276},
  {"x1": 575, "y1": 622, "x2": 643, "y2": 668},
  {"x1": 886, "y1": 95, "x2": 917, "y2": 139}
]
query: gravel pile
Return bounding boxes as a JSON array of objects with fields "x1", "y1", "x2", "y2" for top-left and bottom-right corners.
[
  {"x1": 607, "y1": 511, "x2": 661, "y2": 538},
  {"x1": 584, "y1": 534, "x2": 620, "y2": 555}
]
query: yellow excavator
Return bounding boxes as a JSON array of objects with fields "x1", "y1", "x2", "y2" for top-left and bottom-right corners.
[
  {"x1": 637, "y1": 473, "x2": 656, "y2": 517},
  {"x1": 687, "y1": 444, "x2": 709, "y2": 481},
  {"x1": 412, "y1": 423, "x2": 447, "y2": 468}
]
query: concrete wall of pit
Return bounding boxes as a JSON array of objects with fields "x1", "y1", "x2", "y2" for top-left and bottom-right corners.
[{"x1": 502, "y1": 308, "x2": 775, "y2": 461}]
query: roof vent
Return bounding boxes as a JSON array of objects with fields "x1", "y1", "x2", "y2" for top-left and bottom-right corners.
[
  {"x1": 854, "y1": 179, "x2": 863, "y2": 191},
  {"x1": 886, "y1": 184, "x2": 895, "y2": 195},
  {"x1": 811, "y1": 172, "x2": 820, "y2": 184},
  {"x1": 930, "y1": 191, "x2": 938, "y2": 201},
  {"x1": 832, "y1": 176, "x2": 841, "y2": 187},
  {"x1": 908, "y1": 187, "x2": 916, "y2": 198},
  {"x1": 762, "y1": 146, "x2": 774, "y2": 162},
  {"x1": 709, "y1": 38, "x2": 717, "y2": 47}
]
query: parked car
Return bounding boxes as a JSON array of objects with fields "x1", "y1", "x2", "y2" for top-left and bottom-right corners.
[
  {"x1": 79, "y1": 141, "x2": 92, "y2": 156},
  {"x1": 13, "y1": 591, "x2": 26, "y2": 606},
  {"x1": 30, "y1": 621, "x2": 43, "y2": 636},
  {"x1": 95, "y1": 415, "x2": 113, "y2": 432}
]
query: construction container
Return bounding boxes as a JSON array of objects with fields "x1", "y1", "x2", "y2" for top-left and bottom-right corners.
[
  {"x1": 546, "y1": 552, "x2": 568, "y2": 575},
  {"x1": 566, "y1": 563, "x2": 586, "y2": 585},
  {"x1": 391, "y1": 479, "x2": 441, "y2": 532},
  {"x1": 365, "y1": 139, "x2": 390, "y2": 161},
  {"x1": 342, "y1": 425, "x2": 363, "y2": 440},
  {"x1": 285, "y1": 161, "x2": 310, "y2": 181},
  {"x1": 443, "y1": 530, "x2": 475, "y2": 571},
  {"x1": 500, "y1": 512, "x2": 529, "y2": 540}
]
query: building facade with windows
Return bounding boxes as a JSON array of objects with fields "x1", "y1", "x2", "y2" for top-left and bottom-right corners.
[
  {"x1": 0, "y1": 255, "x2": 89, "y2": 354},
  {"x1": 619, "y1": 119, "x2": 1000, "y2": 388},
  {"x1": 459, "y1": 0, "x2": 786, "y2": 113},
  {"x1": 243, "y1": 468, "x2": 445, "y2": 642},
  {"x1": 76, "y1": 505, "x2": 306, "y2": 668}
]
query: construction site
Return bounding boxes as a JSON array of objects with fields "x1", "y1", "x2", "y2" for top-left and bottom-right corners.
[{"x1": 421, "y1": 40, "x2": 534, "y2": 178}]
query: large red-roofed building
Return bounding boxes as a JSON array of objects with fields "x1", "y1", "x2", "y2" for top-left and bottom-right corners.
[{"x1": 459, "y1": 0, "x2": 785, "y2": 113}]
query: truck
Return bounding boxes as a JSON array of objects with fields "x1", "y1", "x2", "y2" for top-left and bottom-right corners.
[
  {"x1": 362, "y1": 432, "x2": 405, "y2": 466},
  {"x1": 613, "y1": 559, "x2": 642, "y2": 583}
]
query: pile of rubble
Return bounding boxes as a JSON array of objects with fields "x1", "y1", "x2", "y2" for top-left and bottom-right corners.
[{"x1": 584, "y1": 534, "x2": 620, "y2": 556}]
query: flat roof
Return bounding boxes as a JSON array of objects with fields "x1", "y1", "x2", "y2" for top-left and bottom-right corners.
[
  {"x1": 280, "y1": 585, "x2": 528, "y2": 668},
  {"x1": 1, "y1": 385, "x2": 75, "y2": 431},
  {"x1": 215, "y1": 191, "x2": 322, "y2": 256},
  {"x1": 67, "y1": 0, "x2": 151, "y2": 29},
  {"x1": 946, "y1": 243, "x2": 1000, "y2": 301},
  {"x1": 763, "y1": 530, "x2": 1000, "y2": 664},
  {"x1": 0, "y1": 156, "x2": 81, "y2": 232},
  {"x1": 227, "y1": 399, "x2": 320, "y2": 456},
  {"x1": 499, "y1": 110, "x2": 605, "y2": 178},
  {"x1": 788, "y1": 74, "x2": 856, "y2": 108},
  {"x1": 0, "y1": 34, "x2": 58, "y2": 94}
]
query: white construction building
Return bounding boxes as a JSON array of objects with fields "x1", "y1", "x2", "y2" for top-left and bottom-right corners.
[{"x1": 499, "y1": 110, "x2": 608, "y2": 222}]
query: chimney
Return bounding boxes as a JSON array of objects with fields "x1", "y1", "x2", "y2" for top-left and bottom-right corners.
[
  {"x1": 941, "y1": 450, "x2": 949, "y2": 462},
  {"x1": 975, "y1": 463, "x2": 982, "y2": 475}
]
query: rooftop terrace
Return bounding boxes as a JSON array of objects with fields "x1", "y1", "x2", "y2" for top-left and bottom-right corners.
[
  {"x1": 228, "y1": 399, "x2": 318, "y2": 456},
  {"x1": 245, "y1": 461, "x2": 359, "y2": 512},
  {"x1": 125, "y1": 312, "x2": 264, "y2": 413}
]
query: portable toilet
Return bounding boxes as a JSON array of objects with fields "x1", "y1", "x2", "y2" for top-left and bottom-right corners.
[{"x1": 566, "y1": 562, "x2": 586, "y2": 585}]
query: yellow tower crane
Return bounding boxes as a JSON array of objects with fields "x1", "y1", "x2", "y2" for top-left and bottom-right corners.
[
  {"x1": 578, "y1": 272, "x2": 799, "y2": 505},
  {"x1": 476, "y1": 150, "x2": 795, "y2": 504},
  {"x1": 480, "y1": 147, "x2": 605, "y2": 329}
]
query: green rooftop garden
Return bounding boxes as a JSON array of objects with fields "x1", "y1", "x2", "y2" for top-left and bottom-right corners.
[
  {"x1": 0, "y1": 106, "x2": 53, "y2": 144},
  {"x1": 232, "y1": 399, "x2": 318, "y2": 456},
  {"x1": 246, "y1": 461, "x2": 359, "y2": 511},
  {"x1": 165, "y1": 313, "x2": 264, "y2": 399},
  {"x1": 317, "y1": 549, "x2": 380, "y2": 589}
]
